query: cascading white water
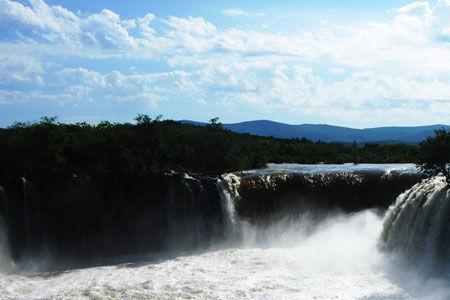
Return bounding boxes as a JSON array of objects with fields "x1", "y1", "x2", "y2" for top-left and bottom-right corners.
[
  {"x1": 216, "y1": 174, "x2": 241, "y2": 238},
  {"x1": 380, "y1": 176, "x2": 450, "y2": 272},
  {"x1": 3, "y1": 165, "x2": 450, "y2": 300},
  {"x1": 6, "y1": 207, "x2": 443, "y2": 299}
]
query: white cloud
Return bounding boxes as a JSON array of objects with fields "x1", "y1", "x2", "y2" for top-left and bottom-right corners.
[
  {"x1": 81, "y1": 9, "x2": 137, "y2": 49},
  {"x1": 2, "y1": 0, "x2": 450, "y2": 64},
  {"x1": 221, "y1": 8, "x2": 265, "y2": 17},
  {"x1": 0, "y1": 0, "x2": 79, "y2": 33},
  {"x1": 0, "y1": 0, "x2": 80, "y2": 46},
  {"x1": 53, "y1": 67, "x2": 191, "y2": 109},
  {"x1": 0, "y1": 54, "x2": 44, "y2": 85},
  {"x1": 221, "y1": 9, "x2": 249, "y2": 17},
  {"x1": 57, "y1": 67, "x2": 107, "y2": 88},
  {"x1": 0, "y1": 0, "x2": 138, "y2": 50},
  {"x1": 138, "y1": 13, "x2": 155, "y2": 38},
  {"x1": 1, "y1": 0, "x2": 450, "y2": 126},
  {"x1": 329, "y1": 68, "x2": 346, "y2": 75}
]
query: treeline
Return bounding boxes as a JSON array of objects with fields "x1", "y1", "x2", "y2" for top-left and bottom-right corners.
[{"x1": 0, "y1": 116, "x2": 418, "y2": 181}]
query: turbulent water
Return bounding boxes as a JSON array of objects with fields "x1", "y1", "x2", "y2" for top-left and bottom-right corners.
[
  {"x1": 244, "y1": 163, "x2": 417, "y2": 176},
  {"x1": 0, "y1": 164, "x2": 449, "y2": 300},
  {"x1": 1, "y1": 211, "x2": 449, "y2": 300},
  {"x1": 380, "y1": 176, "x2": 450, "y2": 272}
]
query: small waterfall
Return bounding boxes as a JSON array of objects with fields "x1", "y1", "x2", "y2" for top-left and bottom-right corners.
[
  {"x1": 22, "y1": 177, "x2": 31, "y2": 251},
  {"x1": 162, "y1": 172, "x2": 226, "y2": 251},
  {"x1": 71, "y1": 174, "x2": 89, "y2": 257},
  {"x1": 216, "y1": 173, "x2": 241, "y2": 239},
  {"x1": 380, "y1": 176, "x2": 450, "y2": 271},
  {"x1": 164, "y1": 173, "x2": 194, "y2": 250},
  {"x1": 22, "y1": 177, "x2": 44, "y2": 257},
  {"x1": 0, "y1": 187, "x2": 13, "y2": 273},
  {"x1": 180, "y1": 174, "x2": 204, "y2": 246},
  {"x1": 0, "y1": 214, "x2": 12, "y2": 273},
  {"x1": 19, "y1": 177, "x2": 48, "y2": 270}
]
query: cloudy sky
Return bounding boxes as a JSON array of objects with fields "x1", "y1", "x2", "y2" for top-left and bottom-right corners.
[{"x1": 0, "y1": 0, "x2": 449, "y2": 127}]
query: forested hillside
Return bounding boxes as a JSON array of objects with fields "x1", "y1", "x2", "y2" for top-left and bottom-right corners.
[{"x1": 0, "y1": 116, "x2": 419, "y2": 181}]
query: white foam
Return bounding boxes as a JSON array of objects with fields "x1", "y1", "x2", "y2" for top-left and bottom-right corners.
[
  {"x1": 0, "y1": 210, "x2": 441, "y2": 300},
  {"x1": 244, "y1": 163, "x2": 418, "y2": 177}
]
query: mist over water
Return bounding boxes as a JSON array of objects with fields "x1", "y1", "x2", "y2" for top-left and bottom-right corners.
[
  {"x1": 0, "y1": 210, "x2": 447, "y2": 299},
  {"x1": 0, "y1": 164, "x2": 449, "y2": 299},
  {"x1": 1, "y1": 210, "x2": 391, "y2": 299}
]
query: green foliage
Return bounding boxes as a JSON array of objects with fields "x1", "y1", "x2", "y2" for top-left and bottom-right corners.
[
  {"x1": 351, "y1": 140, "x2": 359, "y2": 164},
  {"x1": 0, "y1": 116, "x2": 419, "y2": 181},
  {"x1": 416, "y1": 129, "x2": 450, "y2": 183},
  {"x1": 39, "y1": 116, "x2": 58, "y2": 125},
  {"x1": 134, "y1": 114, "x2": 152, "y2": 125},
  {"x1": 208, "y1": 117, "x2": 222, "y2": 129}
]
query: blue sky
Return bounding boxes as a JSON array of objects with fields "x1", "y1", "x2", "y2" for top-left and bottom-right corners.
[{"x1": 0, "y1": 0, "x2": 449, "y2": 128}]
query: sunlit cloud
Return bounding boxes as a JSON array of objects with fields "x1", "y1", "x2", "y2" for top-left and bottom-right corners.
[
  {"x1": 221, "y1": 8, "x2": 265, "y2": 17},
  {"x1": 0, "y1": 0, "x2": 450, "y2": 126}
]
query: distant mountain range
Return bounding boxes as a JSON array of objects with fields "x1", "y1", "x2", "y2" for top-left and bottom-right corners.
[{"x1": 182, "y1": 120, "x2": 449, "y2": 143}]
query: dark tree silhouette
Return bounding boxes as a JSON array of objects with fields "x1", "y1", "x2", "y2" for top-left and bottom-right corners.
[
  {"x1": 417, "y1": 129, "x2": 450, "y2": 184},
  {"x1": 0, "y1": 115, "x2": 418, "y2": 182}
]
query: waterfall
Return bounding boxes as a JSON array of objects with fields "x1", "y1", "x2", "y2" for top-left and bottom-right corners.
[
  {"x1": 22, "y1": 177, "x2": 31, "y2": 252},
  {"x1": 21, "y1": 177, "x2": 44, "y2": 258},
  {"x1": 380, "y1": 176, "x2": 450, "y2": 272},
  {"x1": 216, "y1": 173, "x2": 241, "y2": 239},
  {"x1": 0, "y1": 214, "x2": 12, "y2": 273},
  {"x1": 71, "y1": 174, "x2": 89, "y2": 256},
  {"x1": 0, "y1": 167, "x2": 421, "y2": 271},
  {"x1": 180, "y1": 174, "x2": 204, "y2": 246},
  {"x1": 0, "y1": 187, "x2": 13, "y2": 273}
]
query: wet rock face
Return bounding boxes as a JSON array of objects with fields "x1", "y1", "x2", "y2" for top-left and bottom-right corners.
[
  {"x1": 236, "y1": 171, "x2": 423, "y2": 224},
  {"x1": 0, "y1": 173, "x2": 226, "y2": 268},
  {"x1": 0, "y1": 169, "x2": 424, "y2": 271}
]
